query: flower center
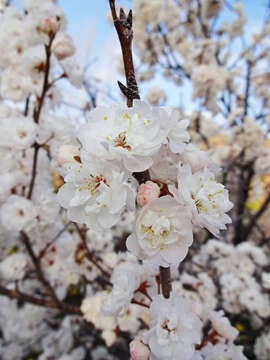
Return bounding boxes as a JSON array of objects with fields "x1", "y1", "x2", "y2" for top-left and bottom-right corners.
[
  {"x1": 113, "y1": 132, "x2": 132, "y2": 151},
  {"x1": 162, "y1": 319, "x2": 177, "y2": 334}
]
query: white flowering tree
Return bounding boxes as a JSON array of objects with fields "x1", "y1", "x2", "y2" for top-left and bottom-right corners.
[{"x1": 0, "y1": 0, "x2": 269, "y2": 359}]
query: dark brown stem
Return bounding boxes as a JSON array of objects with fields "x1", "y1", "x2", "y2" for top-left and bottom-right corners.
[
  {"x1": 24, "y1": 96, "x2": 30, "y2": 116},
  {"x1": 27, "y1": 34, "x2": 55, "y2": 199},
  {"x1": 27, "y1": 142, "x2": 40, "y2": 199},
  {"x1": 197, "y1": 0, "x2": 209, "y2": 38},
  {"x1": 39, "y1": 221, "x2": 72, "y2": 259},
  {"x1": 131, "y1": 298, "x2": 150, "y2": 308},
  {"x1": 233, "y1": 160, "x2": 254, "y2": 244},
  {"x1": 20, "y1": 231, "x2": 63, "y2": 310},
  {"x1": 109, "y1": 0, "x2": 139, "y2": 107},
  {"x1": 132, "y1": 170, "x2": 151, "y2": 184},
  {"x1": 0, "y1": 284, "x2": 81, "y2": 315},
  {"x1": 159, "y1": 266, "x2": 172, "y2": 299},
  {"x1": 109, "y1": 0, "x2": 150, "y2": 184},
  {"x1": 74, "y1": 223, "x2": 112, "y2": 281},
  {"x1": 244, "y1": 192, "x2": 270, "y2": 240},
  {"x1": 242, "y1": 60, "x2": 252, "y2": 121}
]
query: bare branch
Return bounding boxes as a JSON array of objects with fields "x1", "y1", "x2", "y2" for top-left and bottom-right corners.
[
  {"x1": 20, "y1": 231, "x2": 62, "y2": 310},
  {"x1": 109, "y1": 0, "x2": 139, "y2": 107},
  {"x1": 159, "y1": 266, "x2": 172, "y2": 299},
  {"x1": 27, "y1": 34, "x2": 55, "y2": 199},
  {"x1": 0, "y1": 284, "x2": 82, "y2": 315}
]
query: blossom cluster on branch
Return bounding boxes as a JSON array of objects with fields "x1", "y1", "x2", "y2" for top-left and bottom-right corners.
[{"x1": 0, "y1": 0, "x2": 269, "y2": 359}]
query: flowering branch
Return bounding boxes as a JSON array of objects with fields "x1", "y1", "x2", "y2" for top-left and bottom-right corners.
[
  {"x1": 109, "y1": 0, "x2": 171, "y2": 299},
  {"x1": 27, "y1": 33, "x2": 55, "y2": 199}
]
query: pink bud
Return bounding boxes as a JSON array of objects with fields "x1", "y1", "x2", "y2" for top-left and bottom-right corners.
[
  {"x1": 40, "y1": 17, "x2": 59, "y2": 35},
  {"x1": 52, "y1": 32, "x2": 75, "y2": 60},
  {"x1": 130, "y1": 339, "x2": 150, "y2": 360},
  {"x1": 58, "y1": 145, "x2": 80, "y2": 165},
  {"x1": 137, "y1": 181, "x2": 160, "y2": 207}
]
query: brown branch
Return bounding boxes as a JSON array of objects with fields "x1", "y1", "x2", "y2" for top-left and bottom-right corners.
[
  {"x1": 131, "y1": 298, "x2": 150, "y2": 308},
  {"x1": 197, "y1": 0, "x2": 209, "y2": 38},
  {"x1": 109, "y1": 1, "x2": 172, "y2": 298},
  {"x1": 242, "y1": 60, "x2": 252, "y2": 121},
  {"x1": 233, "y1": 160, "x2": 254, "y2": 244},
  {"x1": 244, "y1": 192, "x2": 270, "y2": 240},
  {"x1": 74, "y1": 223, "x2": 112, "y2": 281},
  {"x1": 0, "y1": 284, "x2": 82, "y2": 315},
  {"x1": 20, "y1": 231, "x2": 63, "y2": 310},
  {"x1": 157, "y1": 25, "x2": 190, "y2": 80},
  {"x1": 39, "y1": 221, "x2": 72, "y2": 259},
  {"x1": 109, "y1": 0, "x2": 150, "y2": 185},
  {"x1": 109, "y1": 0, "x2": 139, "y2": 107},
  {"x1": 159, "y1": 266, "x2": 172, "y2": 299},
  {"x1": 24, "y1": 95, "x2": 30, "y2": 116},
  {"x1": 27, "y1": 34, "x2": 55, "y2": 199}
]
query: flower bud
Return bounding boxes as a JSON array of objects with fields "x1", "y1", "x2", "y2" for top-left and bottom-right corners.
[
  {"x1": 130, "y1": 339, "x2": 150, "y2": 360},
  {"x1": 137, "y1": 181, "x2": 160, "y2": 208},
  {"x1": 52, "y1": 32, "x2": 75, "y2": 60},
  {"x1": 40, "y1": 17, "x2": 60, "y2": 35}
]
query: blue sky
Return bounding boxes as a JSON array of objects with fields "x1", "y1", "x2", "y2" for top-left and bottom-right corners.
[{"x1": 59, "y1": 0, "x2": 268, "y2": 108}]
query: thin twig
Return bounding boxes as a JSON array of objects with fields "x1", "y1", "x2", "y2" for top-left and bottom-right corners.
[
  {"x1": 39, "y1": 221, "x2": 72, "y2": 259},
  {"x1": 159, "y1": 266, "x2": 172, "y2": 299},
  {"x1": 0, "y1": 284, "x2": 81, "y2": 315},
  {"x1": 244, "y1": 192, "x2": 270, "y2": 240},
  {"x1": 109, "y1": 0, "x2": 139, "y2": 107},
  {"x1": 24, "y1": 96, "x2": 30, "y2": 117},
  {"x1": 27, "y1": 34, "x2": 55, "y2": 199},
  {"x1": 20, "y1": 231, "x2": 62, "y2": 310},
  {"x1": 242, "y1": 60, "x2": 252, "y2": 121},
  {"x1": 74, "y1": 223, "x2": 112, "y2": 281}
]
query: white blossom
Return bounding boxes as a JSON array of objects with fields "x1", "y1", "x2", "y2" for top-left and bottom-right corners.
[
  {"x1": 0, "y1": 253, "x2": 29, "y2": 281},
  {"x1": 127, "y1": 196, "x2": 193, "y2": 267},
  {"x1": 142, "y1": 293, "x2": 202, "y2": 360},
  {"x1": 170, "y1": 164, "x2": 233, "y2": 236},
  {"x1": 77, "y1": 100, "x2": 167, "y2": 172},
  {"x1": 0, "y1": 116, "x2": 37, "y2": 150},
  {"x1": 57, "y1": 157, "x2": 135, "y2": 231},
  {"x1": 102, "y1": 261, "x2": 142, "y2": 316},
  {"x1": 0, "y1": 195, "x2": 37, "y2": 232}
]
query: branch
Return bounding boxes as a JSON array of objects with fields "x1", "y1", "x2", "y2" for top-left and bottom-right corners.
[
  {"x1": 24, "y1": 96, "x2": 30, "y2": 117},
  {"x1": 20, "y1": 231, "x2": 63, "y2": 310},
  {"x1": 159, "y1": 266, "x2": 172, "y2": 299},
  {"x1": 233, "y1": 160, "x2": 254, "y2": 245},
  {"x1": 74, "y1": 223, "x2": 112, "y2": 281},
  {"x1": 0, "y1": 285, "x2": 82, "y2": 315},
  {"x1": 109, "y1": 1, "x2": 171, "y2": 297},
  {"x1": 109, "y1": 0, "x2": 139, "y2": 107},
  {"x1": 244, "y1": 192, "x2": 270, "y2": 240},
  {"x1": 242, "y1": 60, "x2": 252, "y2": 121},
  {"x1": 27, "y1": 34, "x2": 55, "y2": 199},
  {"x1": 197, "y1": 0, "x2": 209, "y2": 38},
  {"x1": 39, "y1": 221, "x2": 72, "y2": 259}
]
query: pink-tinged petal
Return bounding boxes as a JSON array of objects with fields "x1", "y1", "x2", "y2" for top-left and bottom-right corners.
[{"x1": 130, "y1": 339, "x2": 150, "y2": 360}]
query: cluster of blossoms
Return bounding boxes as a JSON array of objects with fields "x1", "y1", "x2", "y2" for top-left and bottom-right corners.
[
  {"x1": 57, "y1": 94, "x2": 244, "y2": 359},
  {"x1": 0, "y1": 0, "x2": 269, "y2": 358}
]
